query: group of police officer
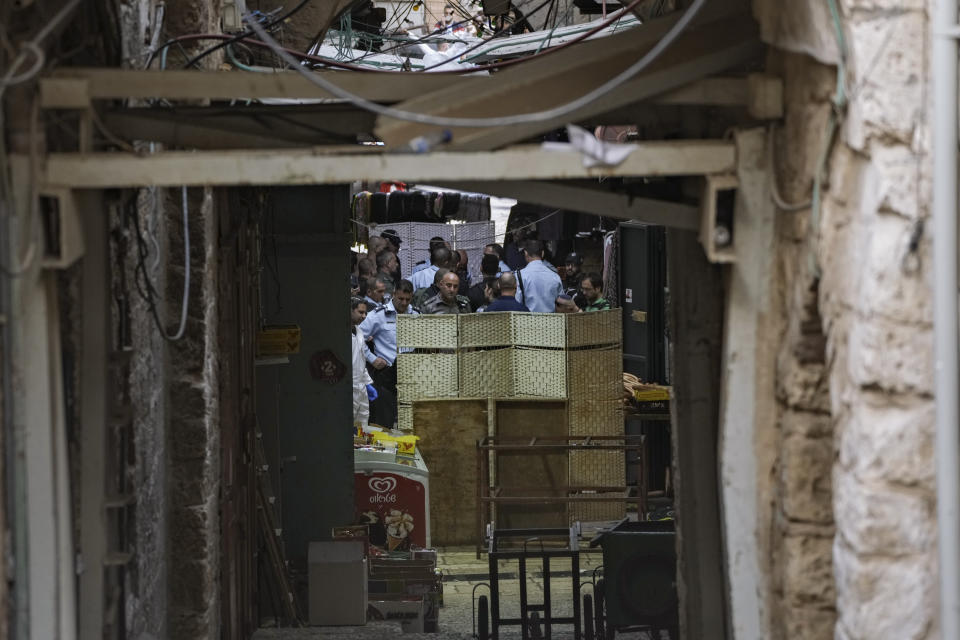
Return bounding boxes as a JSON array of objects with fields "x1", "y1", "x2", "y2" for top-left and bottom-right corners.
[{"x1": 352, "y1": 234, "x2": 611, "y2": 428}]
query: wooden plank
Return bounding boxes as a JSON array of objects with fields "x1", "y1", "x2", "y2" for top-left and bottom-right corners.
[
  {"x1": 412, "y1": 399, "x2": 488, "y2": 546},
  {"x1": 667, "y1": 228, "x2": 727, "y2": 638},
  {"x1": 78, "y1": 190, "x2": 109, "y2": 640},
  {"x1": 101, "y1": 105, "x2": 376, "y2": 149},
  {"x1": 495, "y1": 400, "x2": 568, "y2": 529},
  {"x1": 439, "y1": 180, "x2": 700, "y2": 230},
  {"x1": 374, "y1": 3, "x2": 760, "y2": 150},
  {"x1": 40, "y1": 67, "x2": 492, "y2": 107},
  {"x1": 40, "y1": 140, "x2": 735, "y2": 188}
]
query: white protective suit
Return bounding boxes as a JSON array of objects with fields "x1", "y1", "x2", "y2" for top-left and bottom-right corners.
[{"x1": 351, "y1": 327, "x2": 374, "y2": 427}]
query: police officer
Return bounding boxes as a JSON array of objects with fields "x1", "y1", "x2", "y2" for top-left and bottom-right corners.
[
  {"x1": 359, "y1": 279, "x2": 418, "y2": 428},
  {"x1": 515, "y1": 240, "x2": 563, "y2": 313}
]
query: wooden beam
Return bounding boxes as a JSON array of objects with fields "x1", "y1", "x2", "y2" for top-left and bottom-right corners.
[
  {"x1": 438, "y1": 180, "x2": 700, "y2": 230},
  {"x1": 39, "y1": 68, "x2": 493, "y2": 108},
  {"x1": 374, "y1": 3, "x2": 761, "y2": 150},
  {"x1": 39, "y1": 140, "x2": 734, "y2": 188},
  {"x1": 101, "y1": 105, "x2": 375, "y2": 149},
  {"x1": 667, "y1": 227, "x2": 729, "y2": 638}
]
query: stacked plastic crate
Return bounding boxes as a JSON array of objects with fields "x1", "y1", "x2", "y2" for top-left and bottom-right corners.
[
  {"x1": 452, "y1": 221, "x2": 496, "y2": 282},
  {"x1": 368, "y1": 220, "x2": 495, "y2": 282}
]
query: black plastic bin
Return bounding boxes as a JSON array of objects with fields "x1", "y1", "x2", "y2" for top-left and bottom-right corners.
[{"x1": 589, "y1": 519, "x2": 678, "y2": 636}]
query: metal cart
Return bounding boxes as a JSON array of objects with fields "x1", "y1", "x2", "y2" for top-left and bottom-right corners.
[{"x1": 474, "y1": 525, "x2": 583, "y2": 640}]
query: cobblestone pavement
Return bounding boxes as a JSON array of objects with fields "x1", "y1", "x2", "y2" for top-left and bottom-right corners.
[{"x1": 254, "y1": 545, "x2": 660, "y2": 639}]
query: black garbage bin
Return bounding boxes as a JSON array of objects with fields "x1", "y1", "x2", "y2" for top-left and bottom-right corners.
[{"x1": 589, "y1": 518, "x2": 678, "y2": 635}]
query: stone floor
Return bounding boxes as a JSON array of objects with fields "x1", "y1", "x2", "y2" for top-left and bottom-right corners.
[{"x1": 255, "y1": 544, "x2": 661, "y2": 639}]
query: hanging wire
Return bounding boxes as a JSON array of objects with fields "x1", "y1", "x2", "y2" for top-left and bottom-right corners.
[
  {"x1": 0, "y1": 0, "x2": 83, "y2": 99},
  {"x1": 243, "y1": 0, "x2": 705, "y2": 128},
  {"x1": 129, "y1": 187, "x2": 192, "y2": 341}
]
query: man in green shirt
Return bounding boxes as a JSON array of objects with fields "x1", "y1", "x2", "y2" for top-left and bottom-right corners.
[{"x1": 580, "y1": 272, "x2": 611, "y2": 311}]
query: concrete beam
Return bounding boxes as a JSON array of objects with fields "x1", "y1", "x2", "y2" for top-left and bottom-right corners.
[
  {"x1": 438, "y1": 180, "x2": 700, "y2": 230},
  {"x1": 39, "y1": 140, "x2": 735, "y2": 189}
]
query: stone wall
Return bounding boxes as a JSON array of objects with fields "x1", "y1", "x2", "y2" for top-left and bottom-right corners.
[
  {"x1": 755, "y1": 1, "x2": 935, "y2": 638},
  {"x1": 118, "y1": 1, "x2": 224, "y2": 637},
  {"x1": 165, "y1": 187, "x2": 221, "y2": 638}
]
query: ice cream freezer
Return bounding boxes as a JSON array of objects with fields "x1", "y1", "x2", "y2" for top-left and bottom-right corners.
[{"x1": 354, "y1": 448, "x2": 430, "y2": 550}]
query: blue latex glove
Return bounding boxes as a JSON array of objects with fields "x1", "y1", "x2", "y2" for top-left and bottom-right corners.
[{"x1": 366, "y1": 384, "x2": 378, "y2": 401}]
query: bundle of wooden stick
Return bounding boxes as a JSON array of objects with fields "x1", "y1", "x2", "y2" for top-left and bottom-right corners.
[{"x1": 623, "y1": 372, "x2": 643, "y2": 402}]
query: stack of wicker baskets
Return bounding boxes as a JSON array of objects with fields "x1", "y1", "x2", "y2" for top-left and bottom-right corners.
[{"x1": 396, "y1": 309, "x2": 624, "y2": 523}]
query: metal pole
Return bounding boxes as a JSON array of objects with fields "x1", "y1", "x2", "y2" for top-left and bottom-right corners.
[{"x1": 933, "y1": 0, "x2": 960, "y2": 638}]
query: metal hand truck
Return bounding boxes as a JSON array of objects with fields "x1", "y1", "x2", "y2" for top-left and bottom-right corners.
[{"x1": 473, "y1": 524, "x2": 582, "y2": 640}]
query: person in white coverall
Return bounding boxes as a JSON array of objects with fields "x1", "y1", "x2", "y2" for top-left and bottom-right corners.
[{"x1": 351, "y1": 297, "x2": 374, "y2": 428}]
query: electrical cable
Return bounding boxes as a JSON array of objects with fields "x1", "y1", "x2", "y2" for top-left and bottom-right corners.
[
  {"x1": 417, "y1": 0, "x2": 555, "y2": 72},
  {"x1": 351, "y1": 0, "x2": 643, "y2": 73},
  {"x1": 244, "y1": 0, "x2": 704, "y2": 128},
  {"x1": 141, "y1": 2, "x2": 166, "y2": 69},
  {"x1": 766, "y1": 124, "x2": 812, "y2": 212},
  {"x1": 348, "y1": 6, "x2": 517, "y2": 64},
  {"x1": 0, "y1": 0, "x2": 83, "y2": 98},
  {"x1": 147, "y1": 0, "x2": 634, "y2": 77},
  {"x1": 170, "y1": 186, "x2": 191, "y2": 340},
  {"x1": 128, "y1": 187, "x2": 191, "y2": 341}
]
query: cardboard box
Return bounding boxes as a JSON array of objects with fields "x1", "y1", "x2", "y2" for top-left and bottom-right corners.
[
  {"x1": 367, "y1": 597, "x2": 425, "y2": 633},
  {"x1": 308, "y1": 540, "x2": 367, "y2": 626}
]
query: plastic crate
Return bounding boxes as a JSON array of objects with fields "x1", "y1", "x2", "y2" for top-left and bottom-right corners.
[{"x1": 452, "y1": 221, "x2": 495, "y2": 246}]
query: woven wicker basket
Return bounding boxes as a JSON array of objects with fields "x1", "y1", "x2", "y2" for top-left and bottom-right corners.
[
  {"x1": 459, "y1": 348, "x2": 514, "y2": 398},
  {"x1": 513, "y1": 313, "x2": 566, "y2": 349},
  {"x1": 566, "y1": 309, "x2": 622, "y2": 348},
  {"x1": 459, "y1": 313, "x2": 513, "y2": 349},
  {"x1": 397, "y1": 402, "x2": 414, "y2": 431},
  {"x1": 567, "y1": 381, "x2": 624, "y2": 523},
  {"x1": 397, "y1": 315, "x2": 458, "y2": 350},
  {"x1": 458, "y1": 312, "x2": 567, "y2": 349},
  {"x1": 568, "y1": 444, "x2": 626, "y2": 522},
  {"x1": 566, "y1": 345, "x2": 623, "y2": 403},
  {"x1": 513, "y1": 348, "x2": 566, "y2": 398},
  {"x1": 396, "y1": 353, "x2": 459, "y2": 398}
]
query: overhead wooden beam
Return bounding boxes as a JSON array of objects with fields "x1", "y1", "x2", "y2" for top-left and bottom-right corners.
[
  {"x1": 39, "y1": 139, "x2": 734, "y2": 189},
  {"x1": 374, "y1": 3, "x2": 761, "y2": 151},
  {"x1": 101, "y1": 105, "x2": 375, "y2": 149},
  {"x1": 39, "y1": 68, "x2": 493, "y2": 108},
  {"x1": 437, "y1": 180, "x2": 700, "y2": 230},
  {"x1": 40, "y1": 69, "x2": 778, "y2": 134}
]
